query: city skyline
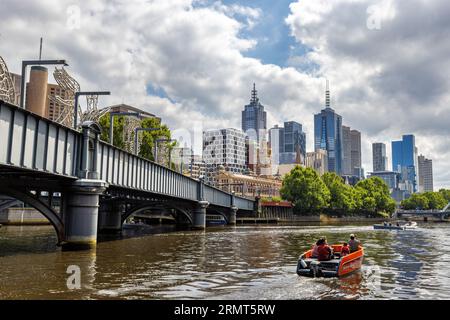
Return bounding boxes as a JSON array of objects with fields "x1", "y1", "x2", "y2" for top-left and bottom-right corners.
[{"x1": 1, "y1": 0, "x2": 449, "y2": 188}]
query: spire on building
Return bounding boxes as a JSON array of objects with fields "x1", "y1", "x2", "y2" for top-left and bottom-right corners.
[
  {"x1": 325, "y1": 79, "x2": 331, "y2": 109},
  {"x1": 250, "y1": 83, "x2": 259, "y2": 105}
]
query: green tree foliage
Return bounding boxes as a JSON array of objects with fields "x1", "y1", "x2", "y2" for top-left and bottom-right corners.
[
  {"x1": 280, "y1": 168, "x2": 396, "y2": 217},
  {"x1": 98, "y1": 114, "x2": 172, "y2": 162},
  {"x1": 280, "y1": 166, "x2": 330, "y2": 215},
  {"x1": 355, "y1": 177, "x2": 396, "y2": 215},
  {"x1": 439, "y1": 189, "x2": 450, "y2": 203},
  {"x1": 321, "y1": 172, "x2": 355, "y2": 212},
  {"x1": 401, "y1": 193, "x2": 430, "y2": 210},
  {"x1": 402, "y1": 191, "x2": 447, "y2": 210}
]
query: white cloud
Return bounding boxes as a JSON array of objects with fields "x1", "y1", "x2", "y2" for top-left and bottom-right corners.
[
  {"x1": 286, "y1": 0, "x2": 450, "y2": 189},
  {"x1": 1, "y1": 0, "x2": 449, "y2": 189}
]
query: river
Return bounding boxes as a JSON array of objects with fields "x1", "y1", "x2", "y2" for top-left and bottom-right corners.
[{"x1": 1, "y1": 223, "x2": 449, "y2": 300}]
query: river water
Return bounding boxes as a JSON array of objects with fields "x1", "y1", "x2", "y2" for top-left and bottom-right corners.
[{"x1": 1, "y1": 223, "x2": 449, "y2": 300}]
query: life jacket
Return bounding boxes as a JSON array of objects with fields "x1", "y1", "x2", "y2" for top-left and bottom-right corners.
[
  {"x1": 341, "y1": 246, "x2": 350, "y2": 256},
  {"x1": 317, "y1": 244, "x2": 332, "y2": 261}
]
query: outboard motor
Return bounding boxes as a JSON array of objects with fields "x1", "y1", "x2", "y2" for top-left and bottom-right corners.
[{"x1": 310, "y1": 261, "x2": 321, "y2": 278}]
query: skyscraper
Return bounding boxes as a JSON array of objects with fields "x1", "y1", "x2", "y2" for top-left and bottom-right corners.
[
  {"x1": 242, "y1": 83, "x2": 267, "y2": 142},
  {"x1": 343, "y1": 126, "x2": 362, "y2": 176},
  {"x1": 372, "y1": 143, "x2": 387, "y2": 172},
  {"x1": 392, "y1": 134, "x2": 418, "y2": 193},
  {"x1": 269, "y1": 122, "x2": 306, "y2": 166},
  {"x1": 350, "y1": 129, "x2": 362, "y2": 176},
  {"x1": 281, "y1": 121, "x2": 306, "y2": 165},
  {"x1": 203, "y1": 128, "x2": 247, "y2": 185},
  {"x1": 418, "y1": 155, "x2": 433, "y2": 192},
  {"x1": 314, "y1": 80, "x2": 343, "y2": 174},
  {"x1": 342, "y1": 126, "x2": 352, "y2": 175}
]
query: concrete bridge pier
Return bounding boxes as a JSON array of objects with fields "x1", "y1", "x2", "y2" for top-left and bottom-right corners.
[
  {"x1": 193, "y1": 201, "x2": 209, "y2": 230},
  {"x1": 62, "y1": 179, "x2": 108, "y2": 251},
  {"x1": 229, "y1": 206, "x2": 238, "y2": 225},
  {"x1": 98, "y1": 201, "x2": 124, "y2": 234}
]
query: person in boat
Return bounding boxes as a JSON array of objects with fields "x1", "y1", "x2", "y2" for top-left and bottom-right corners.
[
  {"x1": 317, "y1": 238, "x2": 333, "y2": 261},
  {"x1": 348, "y1": 234, "x2": 361, "y2": 253},
  {"x1": 396, "y1": 222, "x2": 400, "y2": 227},
  {"x1": 341, "y1": 242, "x2": 350, "y2": 256},
  {"x1": 311, "y1": 239, "x2": 322, "y2": 258}
]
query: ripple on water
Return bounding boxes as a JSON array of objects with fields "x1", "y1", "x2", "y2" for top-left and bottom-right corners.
[{"x1": 2, "y1": 223, "x2": 450, "y2": 299}]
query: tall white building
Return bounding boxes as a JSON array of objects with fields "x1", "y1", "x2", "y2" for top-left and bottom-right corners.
[
  {"x1": 418, "y1": 155, "x2": 433, "y2": 192},
  {"x1": 203, "y1": 128, "x2": 247, "y2": 185}
]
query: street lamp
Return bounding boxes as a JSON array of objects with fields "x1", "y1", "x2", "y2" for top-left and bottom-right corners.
[
  {"x1": 109, "y1": 111, "x2": 141, "y2": 145},
  {"x1": 73, "y1": 91, "x2": 110, "y2": 129},
  {"x1": 20, "y1": 59, "x2": 68, "y2": 109},
  {"x1": 134, "y1": 127, "x2": 160, "y2": 156}
]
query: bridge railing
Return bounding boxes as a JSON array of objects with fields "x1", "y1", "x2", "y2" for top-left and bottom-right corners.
[
  {"x1": 0, "y1": 100, "x2": 78, "y2": 178},
  {"x1": 0, "y1": 100, "x2": 256, "y2": 211},
  {"x1": 234, "y1": 196, "x2": 255, "y2": 211},
  {"x1": 96, "y1": 141, "x2": 199, "y2": 202},
  {"x1": 203, "y1": 184, "x2": 232, "y2": 208}
]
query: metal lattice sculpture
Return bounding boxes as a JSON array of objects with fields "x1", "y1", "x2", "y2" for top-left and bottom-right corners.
[
  {"x1": 77, "y1": 94, "x2": 110, "y2": 128},
  {"x1": 0, "y1": 56, "x2": 16, "y2": 104},
  {"x1": 49, "y1": 67, "x2": 80, "y2": 127},
  {"x1": 123, "y1": 116, "x2": 141, "y2": 153}
]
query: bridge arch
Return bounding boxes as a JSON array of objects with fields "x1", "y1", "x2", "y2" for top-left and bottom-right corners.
[
  {"x1": 0, "y1": 187, "x2": 64, "y2": 244},
  {"x1": 205, "y1": 207, "x2": 230, "y2": 224},
  {"x1": 122, "y1": 203, "x2": 194, "y2": 225}
]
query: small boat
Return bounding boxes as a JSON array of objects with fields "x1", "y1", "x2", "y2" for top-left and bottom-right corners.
[
  {"x1": 206, "y1": 214, "x2": 227, "y2": 226},
  {"x1": 374, "y1": 221, "x2": 417, "y2": 230},
  {"x1": 297, "y1": 245, "x2": 364, "y2": 278}
]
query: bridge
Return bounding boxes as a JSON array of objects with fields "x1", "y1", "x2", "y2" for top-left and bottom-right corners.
[
  {"x1": 396, "y1": 202, "x2": 450, "y2": 221},
  {"x1": 0, "y1": 100, "x2": 257, "y2": 250}
]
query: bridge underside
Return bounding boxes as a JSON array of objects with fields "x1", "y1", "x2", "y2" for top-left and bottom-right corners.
[{"x1": 0, "y1": 166, "x2": 252, "y2": 249}]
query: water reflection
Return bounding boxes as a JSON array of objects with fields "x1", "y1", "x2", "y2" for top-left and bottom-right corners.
[{"x1": 1, "y1": 223, "x2": 450, "y2": 299}]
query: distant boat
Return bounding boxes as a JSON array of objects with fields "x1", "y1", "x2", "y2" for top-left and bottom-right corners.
[
  {"x1": 206, "y1": 214, "x2": 227, "y2": 226},
  {"x1": 374, "y1": 221, "x2": 417, "y2": 230}
]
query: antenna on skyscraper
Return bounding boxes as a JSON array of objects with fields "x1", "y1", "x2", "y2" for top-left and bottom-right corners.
[
  {"x1": 325, "y1": 79, "x2": 331, "y2": 108},
  {"x1": 251, "y1": 83, "x2": 258, "y2": 104},
  {"x1": 39, "y1": 37, "x2": 43, "y2": 61}
]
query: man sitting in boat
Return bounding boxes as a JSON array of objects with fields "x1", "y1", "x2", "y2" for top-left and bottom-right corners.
[
  {"x1": 317, "y1": 238, "x2": 333, "y2": 261},
  {"x1": 341, "y1": 242, "x2": 350, "y2": 256},
  {"x1": 348, "y1": 234, "x2": 361, "y2": 253}
]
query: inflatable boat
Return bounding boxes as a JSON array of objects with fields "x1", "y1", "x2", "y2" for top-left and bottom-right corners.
[
  {"x1": 374, "y1": 221, "x2": 417, "y2": 230},
  {"x1": 297, "y1": 245, "x2": 364, "y2": 278}
]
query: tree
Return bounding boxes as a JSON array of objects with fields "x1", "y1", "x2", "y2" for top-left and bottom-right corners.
[
  {"x1": 280, "y1": 166, "x2": 330, "y2": 215},
  {"x1": 439, "y1": 189, "x2": 450, "y2": 203},
  {"x1": 401, "y1": 194, "x2": 430, "y2": 210},
  {"x1": 355, "y1": 177, "x2": 396, "y2": 216},
  {"x1": 98, "y1": 113, "x2": 172, "y2": 162},
  {"x1": 321, "y1": 172, "x2": 355, "y2": 213},
  {"x1": 423, "y1": 192, "x2": 447, "y2": 210}
]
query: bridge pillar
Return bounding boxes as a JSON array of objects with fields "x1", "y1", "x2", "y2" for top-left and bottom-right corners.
[
  {"x1": 229, "y1": 206, "x2": 238, "y2": 225},
  {"x1": 62, "y1": 179, "x2": 107, "y2": 251},
  {"x1": 193, "y1": 201, "x2": 209, "y2": 230},
  {"x1": 98, "y1": 201, "x2": 124, "y2": 234}
]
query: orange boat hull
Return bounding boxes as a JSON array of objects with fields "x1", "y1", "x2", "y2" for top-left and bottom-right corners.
[{"x1": 297, "y1": 245, "x2": 364, "y2": 278}]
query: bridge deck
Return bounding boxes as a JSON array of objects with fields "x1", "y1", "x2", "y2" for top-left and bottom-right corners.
[{"x1": 0, "y1": 100, "x2": 255, "y2": 211}]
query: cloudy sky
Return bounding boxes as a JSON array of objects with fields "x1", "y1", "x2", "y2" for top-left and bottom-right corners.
[{"x1": 1, "y1": 0, "x2": 449, "y2": 189}]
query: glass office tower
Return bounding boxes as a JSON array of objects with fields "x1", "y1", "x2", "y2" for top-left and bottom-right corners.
[
  {"x1": 314, "y1": 81, "x2": 343, "y2": 174},
  {"x1": 242, "y1": 83, "x2": 267, "y2": 142},
  {"x1": 392, "y1": 134, "x2": 418, "y2": 193}
]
